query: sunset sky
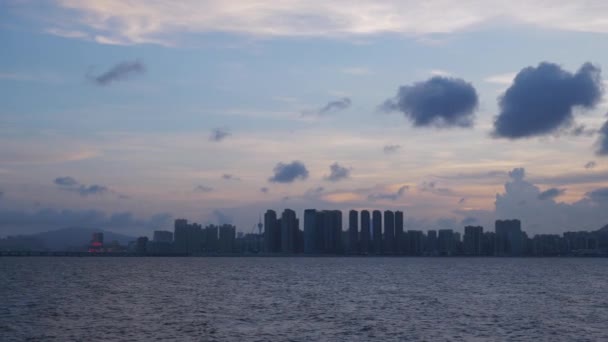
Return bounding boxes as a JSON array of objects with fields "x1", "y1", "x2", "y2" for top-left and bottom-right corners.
[{"x1": 2, "y1": 1, "x2": 608, "y2": 237}]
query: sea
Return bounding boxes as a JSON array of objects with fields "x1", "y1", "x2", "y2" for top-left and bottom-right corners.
[{"x1": 1, "y1": 257, "x2": 607, "y2": 341}]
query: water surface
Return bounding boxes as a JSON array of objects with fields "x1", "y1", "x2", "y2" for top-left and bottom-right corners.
[{"x1": 1, "y1": 257, "x2": 607, "y2": 341}]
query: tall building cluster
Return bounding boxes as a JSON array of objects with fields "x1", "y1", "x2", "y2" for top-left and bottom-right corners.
[{"x1": 66, "y1": 210, "x2": 608, "y2": 257}]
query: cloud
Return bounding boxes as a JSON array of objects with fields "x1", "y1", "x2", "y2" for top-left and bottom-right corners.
[
  {"x1": 495, "y1": 167, "x2": 608, "y2": 233},
  {"x1": 568, "y1": 124, "x2": 597, "y2": 137},
  {"x1": 368, "y1": 185, "x2": 408, "y2": 201},
  {"x1": 586, "y1": 188, "x2": 608, "y2": 203},
  {"x1": 325, "y1": 162, "x2": 351, "y2": 182},
  {"x1": 383, "y1": 144, "x2": 401, "y2": 154},
  {"x1": 212, "y1": 209, "x2": 233, "y2": 224},
  {"x1": 88, "y1": 60, "x2": 146, "y2": 86},
  {"x1": 194, "y1": 185, "x2": 214, "y2": 193},
  {"x1": 381, "y1": 76, "x2": 478, "y2": 128},
  {"x1": 45, "y1": 1, "x2": 608, "y2": 46},
  {"x1": 304, "y1": 98, "x2": 352, "y2": 116},
  {"x1": 493, "y1": 62, "x2": 603, "y2": 139},
  {"x1": 222, "y1": 174, "x2": 241, "y2": 181},
  {"x1": 585, "y1": 161, "x2": 597, "y2": 169},
  {"x1": 319, "y1": 97, "x2": 351, "y2": 114},
  {"x1": 596, "y1": 119, "x2": 608, "y2": 155},
  {"x1": 268, "y1": 160, "x2": 309, "y2": 183},
  {"x1": 461, "y1": 216, "x2": 479, "y2": 226},
  {"x1": 418, "y1": 181, "x2": 455, "y2": 195},
  {"x1": 260, "y1": 187, "x2": 269, "y2": 194},
  {"x1": 53, "y1": 177, "x2": 108, "y2": 197},
  {"x1": 538, "y1": 188, "x2": 566, "y2": 200},
  {"x1": 210, "y1": 128, "x2": 230, "y2": 142},
  {"x1": 458, "y1": 197, "x2": 467, "y2": 204},
  {"x1": 54, "y1": 176, "x2": 78, "y2": 187}
]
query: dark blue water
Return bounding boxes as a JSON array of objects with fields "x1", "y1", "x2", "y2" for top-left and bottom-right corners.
[{"x1": 1, "y1": 257, "x2": 607, "y2": 341}]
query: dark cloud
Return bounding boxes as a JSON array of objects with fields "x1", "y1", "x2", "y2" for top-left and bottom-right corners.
[
  {"x1": 318, "y1": 97, "x2": 352, "y2": 115},
  {"x1": 529, "y1": 170, "x2": 608, "y2": 185},
  {"x1": 54, "y1": 176, "x2": 78, "y2": 187},
  {"x1": 260, "y1": 187, "x2": 269, "y2": 194},
  {"x1": 89, "y1": 60, "x2": 146, "y2": 86},
  {"x1": 54, "y1": 177, "x2": 108, "y2": 197},
  {"x1": 325, "y1": 162, "x2": 350, "y2": 182},
  {"x1": 194, "y1": 185, "x2": 214, "y2": 193},
  {"x1": 381, "y1": 76, "x2": 478, "y2": 128},
  {"x1": 419, "y1": 181, "x2": 455, "y2": 195},
  {"x1": 493, "y1": 62, "x2": 603, "y2": 139},
  {"x1": 222, "y1": 174, "x2": 240, "y2": 181},
  {"x1": 538, "y1": 188, "x2": 566, "y2": 200},
  {"x1": 210, "y1": 128, "x2": 230, "y2": 142},
  {"x1": 383, "y1": 144, "x2": 401, "y2": 154},
  {"x1": 268, "y1": 160, "x2": 309, "y2": 183},
  {"x1": 368, "y1": 185, "x2": 408, "y2": 201},
  {"x1": 586, "y1": 188, "x2": 608, "y2": 203},
  {"x1": 596, "y1": 120, "x2": 608, "y2": 156},
  {"x1": 585, "y1": 161, "x2": 597, "y2": 169},
  {"x1": 458, "y1": 197, "x2": 467, "y2": 204}
]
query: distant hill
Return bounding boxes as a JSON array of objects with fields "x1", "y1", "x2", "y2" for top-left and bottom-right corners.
[
  {"x1": 0, "y1": 227, "x2": 137, "y2": 251},
  {"x1": 597, "y1": 224, "x2": 608, "y2": 232}
]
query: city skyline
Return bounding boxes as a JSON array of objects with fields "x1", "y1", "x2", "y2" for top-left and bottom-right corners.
[{"x1": 3, "y1": 1, "x2": 608, "y2": 238}]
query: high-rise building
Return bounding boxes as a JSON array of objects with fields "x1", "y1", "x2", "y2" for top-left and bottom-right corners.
[
  {"x1": 219, "y1": 224, "x2": 236, "y2": 253},
  {"x1": 281, "y1": 209, "x2": 298, "y2": 253},
  {"x1": 495, "y1": 219, "x2": 523, "y2": 256},
  {"x1": 135, "y1": 236, "x2": 148, "y2": 254},
  {"x1": 464, "y1": 226, "x2": 483, "y2": 256},
  {"x1": 204, "y1": 225, "x2": 219, "y2": 253},
  {"x1": 426, "y1": 230, "x2": 438, "y2": 256},
  {"x1": 173, "y1": 219, "x2": 189, "y2": 254},
  {"x1": 348, "y1": 210, "x2": 358, "y2": 254},
  {"x1": 304, "y1": 209, "x2": 317, "y2": 254},
  {"x1": 264, "y1": 210, "x2": 280, "y2": 253},
  {"x1": 360, "y1": 210, "x2": 371, "y2": 254},
  {"x1": 407, "y1": 230, "x2": 424, "y2": 256},
  {"x1": 153, "y1": 230, "x2": 173, "y2": 243},
  {"x1": 384, "y1": 210, "x2": 395, "y2": 254},
  {"x1": 395, "y1": 211, "x2": 404, "y2": 254},
  {"x1": 372, "y1": 210, "x2": 382, "y2": 254},
  {"x1": 438, "y1": 229, "x2": 454, "y2": 256}
]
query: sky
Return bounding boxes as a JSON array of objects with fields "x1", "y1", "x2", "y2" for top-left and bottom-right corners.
[{"x1": 2, "y1": 0, "x2": 608, "y2": 237}]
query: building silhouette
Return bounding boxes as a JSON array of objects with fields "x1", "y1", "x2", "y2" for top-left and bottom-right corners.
[
  {"x1": 360, "y1": 210, "x2": 371, "y2": 254},
  {"x1": 348, "y1": 210, "x2": 358, "y2": 254},
  {"x1": 372, "y1": 210, "x2": 382, "y2": 254},
  {"x1": 495, "y1": 219, "x2": 523, "y2": 256},
  {"x1": 219, "y1": 224, "x2": 236, "y2": 253},
  {"x1": 304, "y1": 209, "x2": 317, "y2": 254},
  {"x1": 264, "y1": 210, "x2": 281, "y2": 253},
  {"x1": 384, "y1": 210, "x2": 395, "y2": 254},
  {"x1": 464, "y1": 226, "x2": 483, "y2": 256},
  {"x1": 438, "y1": 229, "x2": 454, "y2": 256},
  {"x1": 395, "y1": 211, "x2": 404, "y2": 254},
  {"x1": 281, "y1": 209, "x2": 298, "y2": 253}
]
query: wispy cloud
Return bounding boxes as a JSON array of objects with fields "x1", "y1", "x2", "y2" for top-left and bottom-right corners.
[
  {"x1": 88, "y1": 60, "x2": 146, "y2": 86},
  {"x1": 43, "y1": 1, "x2": 608, "y2": 45},
  {"x1": 210, "y1": 128, "x2": 230, "y2": 142}
]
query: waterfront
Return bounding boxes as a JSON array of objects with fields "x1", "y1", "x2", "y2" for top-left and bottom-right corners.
[{"x1": 2, "y1": 257, "x2": 607, "y2": 341}]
